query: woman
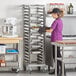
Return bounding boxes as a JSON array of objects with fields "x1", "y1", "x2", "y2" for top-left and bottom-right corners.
[
  {"x1": 46, "y1": 8, "x2": 66, "y2": 76},
  {"x1": 38, "y1": 8, "x2": 66, "y2": 76}
]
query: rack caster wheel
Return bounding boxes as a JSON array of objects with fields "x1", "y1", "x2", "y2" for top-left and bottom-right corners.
[
  {"x1": 24, "y1": 66, "x2": 26, "y2": 71},
  {"x1": 28, "y1": 67, "x2": 32, "y2": 74},
  {"x1": 42, "y1": 67, "x2": 47, "y2": 72},
  {"x1": 16, "y1": 69, "x2": 19, "y2": 73},
  {"x1": 12, "y1": 68, "x2": 19, "y2": 73},
  {"x1": 37, "y1": 67, "x2": 41, "y2": 71}
]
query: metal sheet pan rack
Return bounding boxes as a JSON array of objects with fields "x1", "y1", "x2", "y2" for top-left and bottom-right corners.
[{"x1": 22, "y1": 5, "x2": 46, "y2": 72}]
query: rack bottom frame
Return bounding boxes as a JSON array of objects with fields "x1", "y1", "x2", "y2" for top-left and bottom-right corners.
[{"x1": 25, "y1": 63, "x2": 47, "y2": 72}]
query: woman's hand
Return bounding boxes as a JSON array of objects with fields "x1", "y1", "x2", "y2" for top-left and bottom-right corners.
[
  {"x1": 38, "y1": 26, "x2": 53, "y2": 34},
  {"x1": 38, "y1": 26, "x2": 46, "y2": 34},
  {"x1": 46, "y1": 28, "x2": 53, "y2": 33}
]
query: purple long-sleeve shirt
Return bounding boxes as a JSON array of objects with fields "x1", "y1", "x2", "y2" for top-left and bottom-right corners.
[{"x1": 51, "y1": 18, "x2": 63, "y2": 42}]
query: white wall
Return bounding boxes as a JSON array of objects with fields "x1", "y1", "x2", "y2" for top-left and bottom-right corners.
[
  {"x1": 0, "y1": 0, "x2": 76, "y2": 18},
  {"x1": 0, "y1": 0, "x2": 76, "y2": 70}
]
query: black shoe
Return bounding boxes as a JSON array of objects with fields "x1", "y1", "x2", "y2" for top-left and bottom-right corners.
[
  {"x1": 58, "y1": 73, "x2": 66, "y2": 76},
  {"x1": 58, "y1": 71, "x2": 66, "y2": 76},
  {"x1": 49, "y1": 71, "x2": 61, "y2": 76},
  {"x1": 48, "y1": 70, "x2": 55, "y2": 74},
  {"x1": 57, "y1": 73, "x2": 61, "y2": 76}
]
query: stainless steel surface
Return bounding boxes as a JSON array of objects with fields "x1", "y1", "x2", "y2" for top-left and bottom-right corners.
[
  {"x1": 55, "y1": 45, "x2": 57, "y2": 76},
  {"x1": 52, "y1": 40, "x2": 76, "y2": 76},
  {"x1": 62, "y1": 47, "x2": 64, "y2": 76}
]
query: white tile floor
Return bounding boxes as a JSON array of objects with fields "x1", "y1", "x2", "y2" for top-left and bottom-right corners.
[{"x1": 0, "y1": 72, "x2": 75, "y2": 76}]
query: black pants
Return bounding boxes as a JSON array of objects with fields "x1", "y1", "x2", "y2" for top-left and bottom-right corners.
[{"x1": 52, "y1": 45, "x2": 62, "y2": 73}]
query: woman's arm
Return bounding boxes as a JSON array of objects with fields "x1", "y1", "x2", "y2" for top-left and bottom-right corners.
[
  {"x1": 46, "y1": 19, "x2": 57, "y2": 33},
  {"x1": 46, "y1": 28, "x2": 53, "y2": 33}
]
